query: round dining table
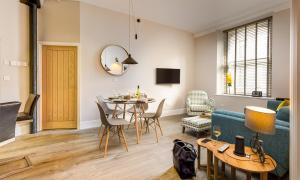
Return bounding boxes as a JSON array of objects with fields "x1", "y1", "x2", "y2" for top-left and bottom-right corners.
[{"x1": 104, "y1": 98, "x2": 155, "y2": 144}]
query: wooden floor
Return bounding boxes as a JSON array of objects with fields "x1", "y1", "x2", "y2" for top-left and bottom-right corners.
[{"x1": 0, "y1": 115, "x2": 286, "y2": 180}]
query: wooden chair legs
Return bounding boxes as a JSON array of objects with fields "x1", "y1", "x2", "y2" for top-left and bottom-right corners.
[
  {"x1": 104, "y1": 128, "x2": 110, "y2": 157},
  {"x1": 139, "y1": 118, "x2": 163, "y2": 143},
  {"x1": 119, "y1": 126, "x2": 129, "y2": 152},
  {"x1": 99, "y1": 126, "x2": 129, "y2": 157},
  {"x1": 156, "y1": 118, "x2": 163, "y2": 136}
]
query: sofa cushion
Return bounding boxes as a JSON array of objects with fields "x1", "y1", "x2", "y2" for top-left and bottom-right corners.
[
  {"x1": 213, "y1": 109, "x2": 245, "y2": 119},
  {"x1": 190, "y1": 105, "x2": 210, "y2": 112},
  {"x1": 276, "y1": 106, "x2": 290, "y2": 122},
  {"x1": 276, "y1": 120, "x2": 289, "y2": 127}
]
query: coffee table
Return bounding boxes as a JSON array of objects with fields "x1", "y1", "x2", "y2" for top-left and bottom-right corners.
[{"x1": 197, "y1": 138, "x2": 277, "y2": 180}]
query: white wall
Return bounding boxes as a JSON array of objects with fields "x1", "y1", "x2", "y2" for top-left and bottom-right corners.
[
  {"x1": 79, "y1": 3, "x2": 195, "y2": 128},
  {"x1": 0, "y1": 0, "x2": 30, "y2": 110},
  {"x1": 38, "y1": 0, "x2": 80, "y2": 42},
  {"x1": 195, "y1": 9, "x2": 290, "y2": 112}
]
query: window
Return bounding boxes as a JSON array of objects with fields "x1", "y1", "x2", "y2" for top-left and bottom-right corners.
[{"x1": 224, "y1": 17, "x2": 272, "y2": 97}]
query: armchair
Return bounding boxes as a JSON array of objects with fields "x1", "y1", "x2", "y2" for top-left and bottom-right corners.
[{"x1": 186, "y1": 90, "x2": 214, "y2": 116}]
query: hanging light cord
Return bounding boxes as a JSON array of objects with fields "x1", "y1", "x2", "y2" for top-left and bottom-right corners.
[
  {"x1": 128, "y1": 0, "x2": 131, "y2": 53},
  {"x1": 131, "y1": 0, "x2": 138, "y2": 39}
]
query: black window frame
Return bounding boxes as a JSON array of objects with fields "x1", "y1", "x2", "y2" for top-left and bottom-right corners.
[{"x1": 224, "y1": 17, "x2": 272, "y2": 97}]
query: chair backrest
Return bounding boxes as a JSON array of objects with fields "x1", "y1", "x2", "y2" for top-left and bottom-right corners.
[
  {"x1": 0, "y1": 101, "x2": 21, "y2": 142},
  {"x1": 187, "y1": 90, "x2": 208, "y2": 105},
  {"x1": 96, "y1": 102, "x2": 111, "y2": 127},
  {"x1": 96, "y1": 95, "x2": 110, "y2": 114},
  {"x1": 24, "y1": 94, "x2": 40, "y2": 116},
  {"x1": 155, "y1": 99, "x2": 165, "y2": 118}
]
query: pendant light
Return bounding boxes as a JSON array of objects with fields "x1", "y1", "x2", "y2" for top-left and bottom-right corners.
[{"x1": 122, "y1": 0, "x2": 138, "y2": 65}]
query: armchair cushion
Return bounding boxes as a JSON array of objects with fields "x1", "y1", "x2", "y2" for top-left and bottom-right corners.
[{"x1": 190, "y1": 105, "x2": 210, "y2": 112}]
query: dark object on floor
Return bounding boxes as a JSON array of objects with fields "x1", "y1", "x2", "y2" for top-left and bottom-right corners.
[
  {"x1": 172, "y1": 139, "x2": 197, "y2": 179},
  {"x1": 0, "y1": 101, "x2": 21, "y2": 143},
  {"x1": 17, "y1": 94, "x2": 40, "y2": 122},
  {"x1": 234, "y1": 135, "x2": 246, "y2": 156}
]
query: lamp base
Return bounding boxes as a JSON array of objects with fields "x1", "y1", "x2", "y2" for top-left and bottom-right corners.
[{"x1": 250, "y1": 133, "x2": 266, "y2": 163}]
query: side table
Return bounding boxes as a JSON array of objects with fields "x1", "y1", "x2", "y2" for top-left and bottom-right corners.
[{"x1": 196, "y1": 138, "x2": 277, "y2": 180}]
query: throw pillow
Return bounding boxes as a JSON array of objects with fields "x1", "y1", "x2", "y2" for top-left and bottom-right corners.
[{"x1": 276, "y1": 99, "x2": 290, "y2": 111}]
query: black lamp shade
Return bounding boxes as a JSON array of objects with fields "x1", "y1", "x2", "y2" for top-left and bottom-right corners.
[{"x1": 122, "y1": 54, "x2": 138, "y2": 64}]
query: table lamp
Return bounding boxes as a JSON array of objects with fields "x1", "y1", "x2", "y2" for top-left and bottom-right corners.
[{"x1": 244, "y1": 106, "x2": 276, "y2": 163}]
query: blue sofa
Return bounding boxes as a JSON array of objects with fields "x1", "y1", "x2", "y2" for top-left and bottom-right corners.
[{"x1": 211, "y1": 100, "x2": 289, "y2": 177}]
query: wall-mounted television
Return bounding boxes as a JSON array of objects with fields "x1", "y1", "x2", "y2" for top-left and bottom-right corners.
[{"x1": 156, "y1": 68, "x2": 180, "y2": 84}]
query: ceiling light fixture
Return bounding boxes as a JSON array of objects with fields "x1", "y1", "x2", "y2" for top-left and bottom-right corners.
[{"x1": 122, "y1": 0, "x2": 138, "y2": 65}]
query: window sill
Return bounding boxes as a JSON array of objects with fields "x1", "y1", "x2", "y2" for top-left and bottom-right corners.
[{"x1": 215, "y1": 94, "x2": 274, "y2": 100}]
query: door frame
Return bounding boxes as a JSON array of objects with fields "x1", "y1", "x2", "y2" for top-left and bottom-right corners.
[{"x1": 37, "y1": 41, "x2": 81, "y2": 131}]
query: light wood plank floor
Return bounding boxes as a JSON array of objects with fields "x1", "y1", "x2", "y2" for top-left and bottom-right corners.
[{"x1": 0, "y1": 115, "x2": 286, "y2": 180}]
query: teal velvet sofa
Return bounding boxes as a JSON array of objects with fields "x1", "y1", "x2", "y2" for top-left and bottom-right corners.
[{"x1": 211, "y1": 100, "x2": 289, "y2": 177}]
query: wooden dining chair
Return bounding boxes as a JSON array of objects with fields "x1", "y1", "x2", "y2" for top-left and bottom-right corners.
[
  {"x1": 127, "y1": 103, "x2": 148, "y2": 129},
  {"x1": 96, "y1": 96, "x2": 124, "y2": 136},
  {"x1": 96, "y1": 95, "x2": 123, "y2": 117},
  {"x1": 140, "y1": 99, "x2": 165, "y2": 143},
  {"x1": 96, "y1": 102, "x2": 129, "y2": 157}
]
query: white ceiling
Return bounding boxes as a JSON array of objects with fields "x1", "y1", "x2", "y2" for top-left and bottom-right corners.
[{"x1": 78, "y1": 0, "x2": 289, "y2": 35}]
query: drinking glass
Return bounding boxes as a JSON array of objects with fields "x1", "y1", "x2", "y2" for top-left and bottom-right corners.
[{"x1": 213, "y1": 125, "x2": 221, "y2": 141}]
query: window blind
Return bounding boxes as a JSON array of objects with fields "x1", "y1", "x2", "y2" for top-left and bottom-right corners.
[{"x1": 224, "y1": 17, "x2": 272, "y2": 97}]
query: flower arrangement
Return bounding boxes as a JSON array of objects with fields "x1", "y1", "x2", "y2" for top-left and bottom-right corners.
[{"x1": 226, "y1": 73, "x2": 232, "y2": 93}]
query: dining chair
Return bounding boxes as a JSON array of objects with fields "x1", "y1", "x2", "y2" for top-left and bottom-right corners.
[
  {"x1": 127, "y1": 103, "x2": 148, "y2": 129},
  {"x1": 140, "y1": 99, "x2": 165, "y2": 143},
  {"x1": 96, "y1": 102, "x2": 129, "y2": 157},
  {"x1": 96, "y1": 95, "x2": 124, "y2": 135},
  {"x1": 96, "y1": 95, "x2": 123, "y2": 117}
]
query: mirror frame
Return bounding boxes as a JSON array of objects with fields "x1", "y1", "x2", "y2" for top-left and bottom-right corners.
[{"x1": 100, "y1": 44, "x2": 129, "y2": 76}]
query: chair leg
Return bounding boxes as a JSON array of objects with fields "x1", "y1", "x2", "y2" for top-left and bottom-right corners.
[
  {"x1": 153, "y1": 118, "x2": 159, "y2": 143},
  {"x1": 104, "y1": 127, "x2": 110, "y2": 157},
  {"x1": 117, "y1": 126, "x2": 121, "y2": 144},
  {"x1": 99, "y1": 127, "x2": 106, "y2": 149},
  {"x1": 98, "y1": 124, "x2": 103, "y2": 136},
  {"x1": 127, "y1": 114, "x2": 134, "y2": 129},
  {"x1": 120, "y1": 125, "x2": 129, "y2": 152},
  {"x1": 156, "y1": 118, "x2": 163, "y2": 136},
  {"x1": 140, "y1": 119, "x2": 144, "y2": 137}
]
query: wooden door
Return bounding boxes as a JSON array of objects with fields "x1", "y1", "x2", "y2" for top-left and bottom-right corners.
[{"x1": 42, "y1": 45, "x2": 77, "y2": 129}]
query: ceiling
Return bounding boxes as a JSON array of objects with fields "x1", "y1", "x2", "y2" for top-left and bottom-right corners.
[{"x1": 78, "y1": 0, "x2": 289, "y2": 35}]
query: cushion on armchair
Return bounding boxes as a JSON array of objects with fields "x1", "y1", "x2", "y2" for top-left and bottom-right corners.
[{"x1": 190, "y1": 105, "x2": 210, "y2": 112}]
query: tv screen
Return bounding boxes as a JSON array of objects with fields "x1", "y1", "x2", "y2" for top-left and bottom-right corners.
[{"x1": 156, "y1": 68, "x2": 180, "y2": 84}]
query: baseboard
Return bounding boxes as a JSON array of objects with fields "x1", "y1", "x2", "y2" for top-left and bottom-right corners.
[
  {"x1": 80, "y1": 119, "x2": 100, "y2": 130},
  {"x1": 15, "y1": 122, "x2": 31, "y2": 136},
  {"x1": 162, "y1": 108, "x2": 186, "y2": 117},
  {"x1": 80, "y1": 108, "x2": 186, "y2": 130},
  {"x1": 0, "y1": 138, "x2": 15, "y2": 147}
]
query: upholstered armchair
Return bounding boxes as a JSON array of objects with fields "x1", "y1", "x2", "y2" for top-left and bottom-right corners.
[{"x1": 186, "y1": 90, "x2": 214, "y2": 116}]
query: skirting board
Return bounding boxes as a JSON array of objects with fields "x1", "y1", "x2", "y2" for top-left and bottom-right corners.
[
  {"x1": 80, "y1": 108, "x2": 186, "y2": 130},
  {"x1": 0, "y1": 138, "x2": 15, "y2": 147}
]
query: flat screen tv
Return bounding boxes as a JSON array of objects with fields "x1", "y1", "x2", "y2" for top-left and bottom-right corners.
[{"x1": 156, "y1": 68, "x2": 180, "y2": 84}]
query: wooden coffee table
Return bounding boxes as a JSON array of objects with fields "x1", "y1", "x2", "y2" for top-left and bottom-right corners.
[{"x1": 197, "y1": 138, "x2": 276, "y2": 180}]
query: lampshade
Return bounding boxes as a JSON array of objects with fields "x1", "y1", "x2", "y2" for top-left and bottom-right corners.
[
  {"x1": 245, "y1": 106, "x2": 276, "y2": 135},
  {"x1": 122, "y1": 54, "x2": 138, "y2": 64}
]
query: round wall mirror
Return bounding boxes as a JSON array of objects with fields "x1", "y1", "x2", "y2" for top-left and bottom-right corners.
[{"x1": 100, "y1": 45, "x2": 129, "y2": 76}]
